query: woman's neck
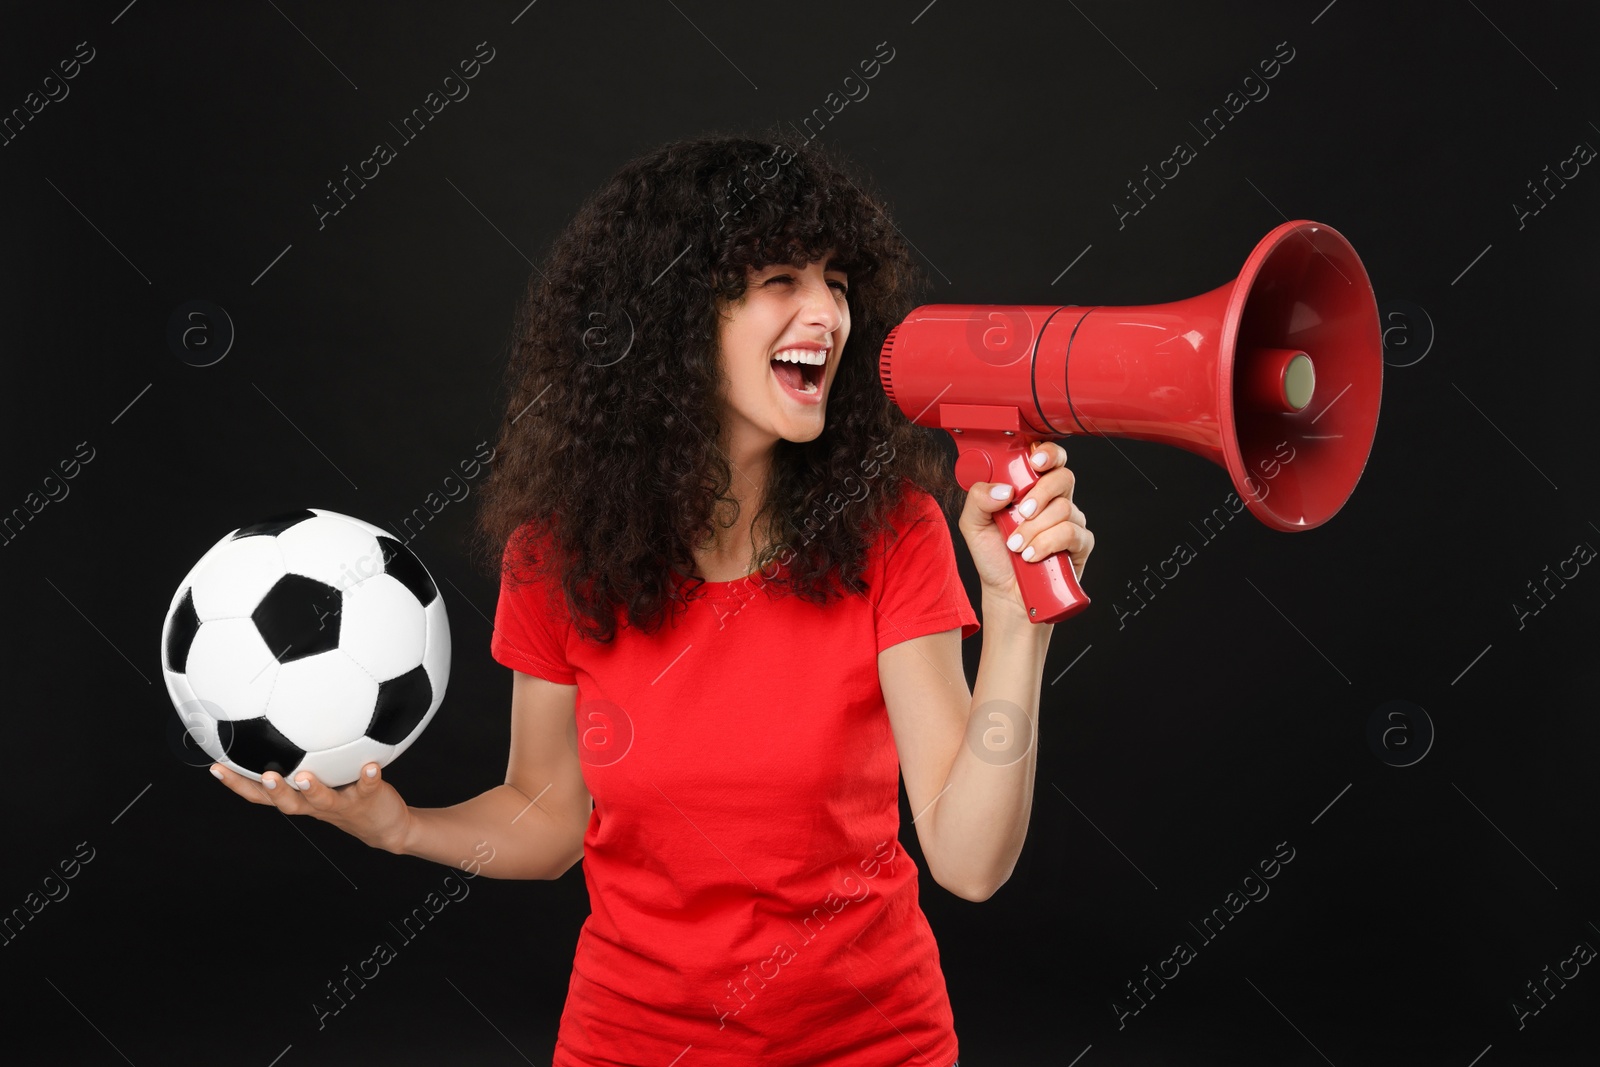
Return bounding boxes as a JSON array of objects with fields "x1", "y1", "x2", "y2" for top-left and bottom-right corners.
[
  {"x1": 694, "y1": 501, "x2": 762, "y2": 580},
  {"x1": 693, "y1": 438, "x2": 775, "y2": 578}
]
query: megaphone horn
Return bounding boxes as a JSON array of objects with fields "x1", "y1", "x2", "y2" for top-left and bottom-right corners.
[{"x1": 878, "y1": 219, "x2": 1383, "y2": 624}]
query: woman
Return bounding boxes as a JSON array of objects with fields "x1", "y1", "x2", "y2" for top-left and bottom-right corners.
[{"x1": 211, "y1": 131, "x2": 1093, "y2": 1066}]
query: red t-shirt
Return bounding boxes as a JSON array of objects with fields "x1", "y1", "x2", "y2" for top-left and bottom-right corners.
[{"x1": 490, "y1": 486, "x2": 980, "y2": 1066}]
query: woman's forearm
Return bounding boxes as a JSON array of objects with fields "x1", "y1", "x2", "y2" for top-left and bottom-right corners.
[
  {"x1": 932, "y1": 591, "x2": 1053, "y2": 901},
  {"x1": 397, "y1": 783, "x2": 585, "y2": 881}
]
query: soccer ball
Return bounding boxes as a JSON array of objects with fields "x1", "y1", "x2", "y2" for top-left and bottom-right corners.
[{"x1": 161, "y1": 508, "x2": 450, "y2": 788}]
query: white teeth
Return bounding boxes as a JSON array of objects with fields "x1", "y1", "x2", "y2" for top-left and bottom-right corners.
[
  {"x1": 771, "y1": 347, "x2": 825, "y2": 397},
  {"x1": 772, "y1": 348, "x2": 827, "y2": 365}
]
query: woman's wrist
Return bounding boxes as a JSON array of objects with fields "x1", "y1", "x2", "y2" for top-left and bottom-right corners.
[
  {"x1": 980, "y1": 587, "x2": 1055, "y2": 641},
  {"x1": 386, "y1": 804, "x2": 419, "y2": 856}
]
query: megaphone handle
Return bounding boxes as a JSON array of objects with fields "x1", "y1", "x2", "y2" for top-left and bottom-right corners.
[{"x1": 951, "y1": 430, "x2": 1092, "y2": 625}]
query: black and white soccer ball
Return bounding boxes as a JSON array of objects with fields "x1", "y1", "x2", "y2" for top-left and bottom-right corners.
[{"x1": 161, "y1": 508, "x2": 450, "y2": 788}]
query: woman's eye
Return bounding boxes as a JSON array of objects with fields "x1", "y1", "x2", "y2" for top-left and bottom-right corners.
[{"x1": 760, "y1": 274, "x2": 846, "y2": 295}]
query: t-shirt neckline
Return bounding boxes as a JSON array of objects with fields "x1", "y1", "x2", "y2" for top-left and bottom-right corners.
[{"x1": 671, "y1": 556, "x2": 783, "y2": 590}]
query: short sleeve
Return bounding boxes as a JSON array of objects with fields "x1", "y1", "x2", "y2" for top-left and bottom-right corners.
[
  {"x1": 872, "y1": 488, "x2": 981, "y2": 654},
  {"x1": 490, "y1": 523, "x2": 577, "y2": 685}
]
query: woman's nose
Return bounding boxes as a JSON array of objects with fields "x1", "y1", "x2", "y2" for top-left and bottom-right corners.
[{"x1": 802, "y1": 278, "x2": 842, "y2": 331}]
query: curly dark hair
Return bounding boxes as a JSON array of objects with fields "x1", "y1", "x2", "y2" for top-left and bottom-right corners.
[{"x1": 471, "y1": 128, "x2": 963, "y2": 645}]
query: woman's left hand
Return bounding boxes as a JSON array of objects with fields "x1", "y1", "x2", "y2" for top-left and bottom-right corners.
[{"x1": 958, "y1": 440, "x2": 1095, "y2": 605}]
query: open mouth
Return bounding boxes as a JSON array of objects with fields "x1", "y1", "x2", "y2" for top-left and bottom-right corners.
[{"x1": 770, "y1": 354, "x2": 825, "y2": 396}]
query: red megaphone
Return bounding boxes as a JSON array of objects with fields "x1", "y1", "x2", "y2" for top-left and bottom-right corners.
[{"x1": 878, "y1": 219, "x2": 1383, "y2": 624}]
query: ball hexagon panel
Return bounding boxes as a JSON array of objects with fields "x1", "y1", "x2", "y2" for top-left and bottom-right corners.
[
  {"x1": 339, "y1": 573, "x2": 426, "y2": 681},
  {"x1": 302, "y1": 734, "x2": 397, "y2": 786},
  {"x1": 170, "y1": 530, "x2": 238, "y2": 614},
  {"x1": 185, "y1": 619, "x2": 280, "y2": 722},
  {"x1": 323, "y1": 511, "x2": 398, "y2": 542},
  {"x1": 161, "y1": 659, "x2": 231, "y2": 771},
  {"x1": 163, "y1": 533, "x2": 237, "y2": 672},
  {"x1": 266, "y1": 649, "x2": 379, "y2": 752},
  {"x1": 276, "y1": 514, "x2": 384, "y2": 592},
  {"x1": 161, "y1": 668, "x2": 200, "y2": 735},
  {"x1": 421, "y1": 591, "x2": 451, "y2": 700},
  {"x1": 189, "y1": 535, "x2": 287, "y2": 621}
]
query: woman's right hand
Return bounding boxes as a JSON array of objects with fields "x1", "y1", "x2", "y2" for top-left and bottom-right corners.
[{"x1": 210, "y1": 762, "x2": 414, "y2": 855}]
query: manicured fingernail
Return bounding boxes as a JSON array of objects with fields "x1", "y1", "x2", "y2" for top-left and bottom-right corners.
[
  {"x1": 1007, "y1": 532, "x2": 1024, "y2": 552},
  {"x1": 295, "y1": 775, "x2": 312, "y2": 790},
  {"x1": 989, "y1": 484, "x2": 1012, "y2": 500},
  {"x1": 1033, "y1": 451, "x2": 1049, "y2": 467},
  {"x1": 1023, "y1": 545, "x2": 1036, "y2": 561},
  {"x1": 1019, "y1": 498, "x2": 1038, "y2": 518},
  {"x1": 210, "y1": 765, "x2": 224, "y2": 781},
  {"x1": 263, "y1": 775, "x2": 278, "y2": 790},
  {"x1": 365, "y1": 764, "x2": 378, "y2": 779}
]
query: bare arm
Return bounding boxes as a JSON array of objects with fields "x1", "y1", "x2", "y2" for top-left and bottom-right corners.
[
  {"x1": 881, "y1": 596, "x2": 1051, "y2": 902},
  {"x1": 212, "y1": 670, "x2": 592, "y2": 883},
  {"x1": 398, "y1": 672, "x2": 592, "y2": 880},
  {"x1": 883, "y1": 441, "x2": 1089, "y2": 902}
]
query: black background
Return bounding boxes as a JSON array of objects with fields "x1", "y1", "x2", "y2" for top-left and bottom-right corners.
[{"x1": 3, "y1": 1, "x2": 1598, "y2": 1064}]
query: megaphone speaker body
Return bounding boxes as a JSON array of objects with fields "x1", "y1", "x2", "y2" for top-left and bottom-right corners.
[{"x1": 878, "y1": 220, "x2": 1383, "y2": 624}]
